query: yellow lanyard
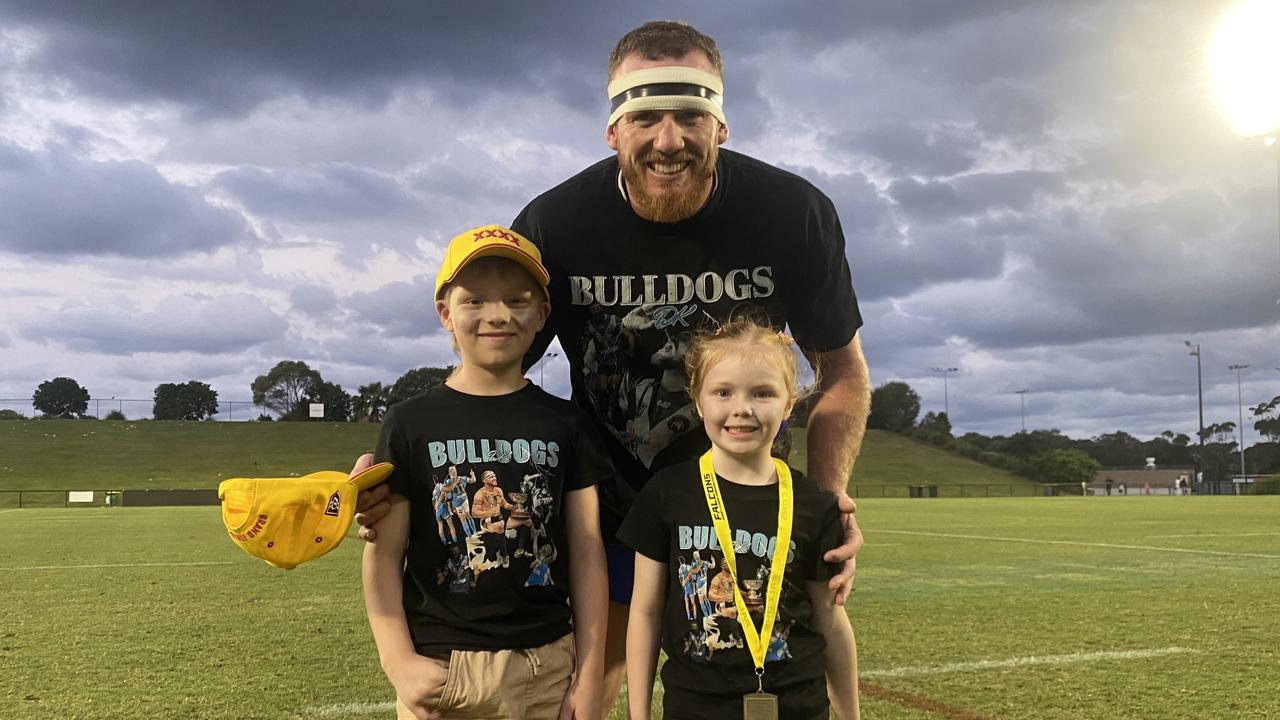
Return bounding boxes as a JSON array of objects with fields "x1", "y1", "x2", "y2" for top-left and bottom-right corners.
[{"x1": 698, "y1": 450, "x2": 794, "y2": 674}]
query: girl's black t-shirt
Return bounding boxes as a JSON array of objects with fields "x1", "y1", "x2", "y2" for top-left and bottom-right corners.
[{"x1": 617, "y1": 460, "x2": 843, "y2": 719}]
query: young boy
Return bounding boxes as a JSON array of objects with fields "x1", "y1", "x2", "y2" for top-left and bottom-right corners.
[{"x1": 363, "y1": 225, "x2": 610, "y2": 720}]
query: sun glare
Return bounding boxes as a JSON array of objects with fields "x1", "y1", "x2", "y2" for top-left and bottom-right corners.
[{"x1": 1211, "y1": 0, "x2": 1280, "y2": 136}]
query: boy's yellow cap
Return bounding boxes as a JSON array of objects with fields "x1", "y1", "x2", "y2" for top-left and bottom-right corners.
[
  {"x1": 217, "y1": 462, "x2": 393, "y2": 570},
  {"x1": 434, "y1": 225, "x2": 550, "y2": 300}
]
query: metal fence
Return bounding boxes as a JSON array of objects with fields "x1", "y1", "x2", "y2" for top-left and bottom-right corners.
[
  {"x1": 0, "y1": 489, "x2": 218, "y2": 508},
  {"x1": 0, "y1": 398, "x2": 260, "y2": 421}
]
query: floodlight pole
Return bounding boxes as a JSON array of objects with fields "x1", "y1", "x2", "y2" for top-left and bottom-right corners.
[
  {"x1": 1185, "y1": 341, "x2": 1205, "y2": 491},
  {"x1": 930, "y1": 367, "x2": 958, "y2": 418},
  {"x1": 1014, "y1": 389, "x2": 1029, "y2": 433},
  {"x1": 1228, "y1": 363, "x2": 1250, "y2": 486}
]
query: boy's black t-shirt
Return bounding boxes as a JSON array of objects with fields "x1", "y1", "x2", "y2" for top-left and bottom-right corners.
[
  {"x1": 512, "y1": 149, "x2": 862, "y2": 536},
  {"x1": 616, "y1": 460, "x2": 843, "y2": 720},
  {"x1": 375, "y1": 382, "x2": 615, "y2": 654}
]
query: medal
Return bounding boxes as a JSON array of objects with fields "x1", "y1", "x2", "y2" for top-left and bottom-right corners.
[
  {"x1": 698, "y1": 450, "x2": 793, "y2": 720},
  {"x1": 743, "y1": 667, "x2": 778, "y2": 720}
]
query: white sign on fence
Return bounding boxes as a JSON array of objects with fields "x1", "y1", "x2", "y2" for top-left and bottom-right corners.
[
  {"x1": 309, "y1": 403, "x2": 324, "y2": 418},
  {"x1": 68, "y1": 491, "x2": 95, "y2": 503}
]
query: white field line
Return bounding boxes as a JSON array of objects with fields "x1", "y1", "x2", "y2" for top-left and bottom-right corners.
[
  {"x1": 0, "y1": 509, "x2": 21, "y2": 515},
  {"x1": 5, "y1": 560, "x2": 234, "y2": 571},
  {"x1": 876, "y1": 529, "x2": 1280, "y2": 559},
  {"x1": 302, "y1": 702, "x2": 395, "y2": 718},
  {"x1": 1147, "y1": 532, "x2": 1280, "y2": 538},
  {"x1": 863, "y1": 646, "x2": 1196, "y2": 679}
]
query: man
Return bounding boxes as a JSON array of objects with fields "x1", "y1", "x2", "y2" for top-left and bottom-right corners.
[{"x1": 356, "y1": 21, "x2": 869, "y2": 716}]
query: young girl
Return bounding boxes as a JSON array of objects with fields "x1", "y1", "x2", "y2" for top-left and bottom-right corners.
[{"x1": 618, "y1": 317, "x2": 859, "y2": 720}]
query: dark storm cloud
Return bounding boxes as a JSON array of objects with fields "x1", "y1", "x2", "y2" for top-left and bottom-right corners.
[
  {"x1": 0, "y1": 0, "x2": 620, "y2": 117},
  {"x1": 788, "y1": 167, "x2": 1008, "y2": 301},
  {"x1": 971, "y1": 81, "x2": 1051, "y2": 140},
  {"x1": 289, "y1": 284, "x2": 338, "y2": 317},
  {"x1": 889, "y1": 171, "x2": 1065, "y2": 221},
  {"x1": 214, "y1": 164, "x2": 415, "y2": 224},
  {"x1": 890, "y1": 182, "x2": 1280, "y2": 353},
  {"x1": 0, "y1": 1, "x2": 1036, "y2": 122},
  {"x1": 0, "y1": 143, "x2": 249, "y2": 257},
  {"x1": 347, "y1": 277, "x2": 441, "y2": 339},
  {"x1": 715, "y1": 0, "x2": 1032, "y2": 50},
  {"x1": 21, "y1": 294, "x2": 288, "y2": 354},
  {"x1": 408, "y1": 153, "x2": 532, "y2": 210},
  {"x1": 841, "y1": 123, "x2": 981, "y2": 177}
]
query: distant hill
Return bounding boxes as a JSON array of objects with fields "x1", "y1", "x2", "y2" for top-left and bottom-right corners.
[
  {"x1": 0, "y1": 419, "x2": 379, "y2": 491},
  {"x1": 789, "y1": 428, "x2": 1034, "y2": 491},
  {"x1": 0, "y1": 421, "x2": 1033, "y2": 493}
]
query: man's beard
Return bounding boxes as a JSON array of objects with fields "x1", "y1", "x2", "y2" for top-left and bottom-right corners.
[{"x1": 619, "y1": 146, "x2": 717, "y2": 223}]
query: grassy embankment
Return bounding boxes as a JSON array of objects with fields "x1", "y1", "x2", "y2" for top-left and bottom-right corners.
[{"x1": 0, "y1": 420, "x2": 1031, "y2": 494}]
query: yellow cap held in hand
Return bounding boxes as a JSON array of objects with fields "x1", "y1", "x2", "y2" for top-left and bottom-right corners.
[{"x1": 217, "y1": 462, "x2": 393, "y2": 570}]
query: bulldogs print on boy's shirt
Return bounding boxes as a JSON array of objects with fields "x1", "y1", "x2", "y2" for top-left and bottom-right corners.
[
  {"x1": 673, "y1": 524, "x2": 798, "y2": 664},
  {"x1": 428, "y1": 436, "x2": 561, "y2": 592}
]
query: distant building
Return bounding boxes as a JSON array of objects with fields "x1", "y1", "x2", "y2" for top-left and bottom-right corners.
[{"x1": 1090, "y1": 467, "x2": 1194, "y2": 494}]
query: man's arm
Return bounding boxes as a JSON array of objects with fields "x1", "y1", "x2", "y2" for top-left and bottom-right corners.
[
  {"x1": 807, "y1": 581, "x2": 860, "y2": 720},
  {"x1": 804, "y1": 332, "x2": 870, "y2": 605},
  {"x1": 804, "y1": 333, "x2": 870, "y2": 491}
]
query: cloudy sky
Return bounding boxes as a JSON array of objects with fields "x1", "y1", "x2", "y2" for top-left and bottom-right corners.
[{"x1": 1, "y1": 1, "x2": 1278, "y2": 444}]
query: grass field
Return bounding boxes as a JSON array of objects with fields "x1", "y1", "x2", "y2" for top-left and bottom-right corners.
[{"x1": 3, "y1": 496, "x2": 1277, "y2": 720}]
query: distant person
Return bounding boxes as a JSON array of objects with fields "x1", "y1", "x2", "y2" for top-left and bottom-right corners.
[
  {"x1": 1144, "y1": 481, "x2": 1152, "y2": 495},
  {"x1": 620, "y1": 317, "x2": 858, "y2": 720},
  {"x1": 362, "y1": 226, "x2": 610, "y2": 720},
  {"x1": 1105, "y1": 477, "x2": 1112, "y2": 496},
  {"x1": 1118, "y1": 481, "x2": 1126, "y2": 496}
]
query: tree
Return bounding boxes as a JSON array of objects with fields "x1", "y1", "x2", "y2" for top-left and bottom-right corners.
[
  {"x1": 153, "y1": 381, "x2": 220, "y2": 421},
  {"x1": 1029, "y1": 448, "x2": 1100, "y2": 485},
  {"x1": 299, "y1": 380, "x2": 352, "y2": 422},
  {"x1": 1078, "y1": 431, "x2": 1144, "y2": 468},
  {"x1": 867, "y1": 381, "x2": 920, "y2": 432},
  {"x1": 32, "y1": 377, "x2": 90, "y2": 418},
  {"x1": 252, "y1": 361, "x2": 321, "y2": 418},
  {"x1": 105, "y1": 410, "x2": 127, "y2": 420},
  {"x1": 0, "y1": 409, "x2": 26, "y2": 420},
  {"x1": 354, "y1": 382, "x2": 390, "y2": 422},
  {"x1": 1252, "y1": 395, "x2": 1280, "y2": 443},
  {"x1": 917, "y1": 411, "x2": 952, "y2": 436},
  {"x1": 388, "y1": 366, "x2": 453, "y2": 407},
  {"x1": 999, "y1": 429, "x2": 1070, "y2": 459}
]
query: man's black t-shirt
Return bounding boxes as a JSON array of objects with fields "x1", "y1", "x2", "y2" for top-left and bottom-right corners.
[
  {"x1": 617, "y1": 461, "x2": 842, "y2": 720},
  {"x1": 512, "y1": 149, "x2": 862, "y2": 535},
  {"x1": 375, "y1": 382, "x2": 615, "y2": 654}
]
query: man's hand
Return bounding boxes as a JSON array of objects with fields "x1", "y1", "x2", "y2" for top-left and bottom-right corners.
[
  {"x1": 352, "y1": 453, "x2": 392, "y2": 541},
  {"x1": 822, "y1": 492, "x2": 863, "y2": 606},
  {"x1": 387, "y1": 654, "x2": 450, "y2": 720}
]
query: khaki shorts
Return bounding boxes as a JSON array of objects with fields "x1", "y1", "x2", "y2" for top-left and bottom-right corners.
[{"x1": 395, "y1": 633, "x2": 575, "y2": 720}]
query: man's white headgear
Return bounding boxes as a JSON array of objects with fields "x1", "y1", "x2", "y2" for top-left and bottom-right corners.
[{"x1": 607, "y1": 66, "x2": 726, "y2": 127}]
